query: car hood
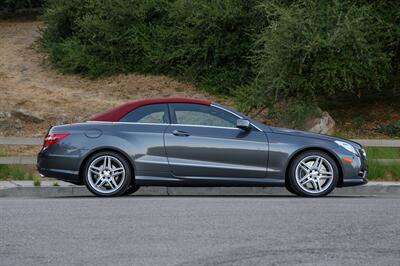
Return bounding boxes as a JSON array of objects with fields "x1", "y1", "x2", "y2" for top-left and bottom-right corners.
[{"x1": 268, "y1": 126, "x2": 362, "y2": 147}]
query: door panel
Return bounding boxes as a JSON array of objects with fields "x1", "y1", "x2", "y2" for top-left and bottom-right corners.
[
  {"x1": 118, "y1": 123, "x2": 170, "y2": 175},
  {"x1": 115, "y1": 103, "x2": 171, "y2": 176},
  {"x1": 164, "y1": 125, "x2": 268, "y2": 178}
]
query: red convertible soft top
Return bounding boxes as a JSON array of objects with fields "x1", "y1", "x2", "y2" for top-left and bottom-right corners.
[{"x1": 90, "y1": 98, "x2": 211, "y2": 122}]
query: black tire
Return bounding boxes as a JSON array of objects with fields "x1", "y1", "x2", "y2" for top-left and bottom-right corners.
[
  {"x1": 83, "y1": 151, "x2": 132, "y2": 197},
  {"x1": 288, "y1": 150, "x2": 339, "y2": 197},
  {"x1": 285, "y1": 178, "x2": 297, "y2": 195},
  {"x1": 123, "y1": 185, "x2": 141, "y2": 196}
]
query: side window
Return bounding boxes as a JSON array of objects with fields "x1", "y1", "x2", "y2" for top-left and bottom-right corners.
[
  {"x1": 171, "y1": 103, "x2": 238, "y2": 128},
  {"x1": 120, "y1": 104, "x2": 169, "y2": 124}
]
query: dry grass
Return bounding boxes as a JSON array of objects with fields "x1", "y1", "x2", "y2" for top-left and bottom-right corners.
[{"x1": 0, "y1": 20, "x2": 217, "y2": 137}]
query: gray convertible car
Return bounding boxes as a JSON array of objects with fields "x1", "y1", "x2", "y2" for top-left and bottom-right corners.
[{"x1": 37, "y1": 98, "x2": 367, "y2": 197}]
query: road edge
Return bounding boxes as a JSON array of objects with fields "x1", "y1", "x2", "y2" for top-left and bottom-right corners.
[{"x1": 1, "y1": 184, "x2": 399, "y2": 198}]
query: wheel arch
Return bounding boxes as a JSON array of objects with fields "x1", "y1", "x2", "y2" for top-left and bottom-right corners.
[
  {"x1": 78, "y1": 147, "x2": 135, "y2": 184},
  {"x1": 284, "y1": 147, "x2": 344, "y2": 187}
]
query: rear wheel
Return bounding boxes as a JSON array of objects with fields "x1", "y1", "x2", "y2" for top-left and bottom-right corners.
[
  {"x1": 83, "y1": 151, "x2": 132, "y2": 197},
  {"x1": 289, "y1": 150, "x2": 339, "y2": 197}
]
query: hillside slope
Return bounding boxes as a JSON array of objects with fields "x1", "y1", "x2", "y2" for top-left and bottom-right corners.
[
  {"x1": 0, "y1": 19, "x2": 398, "y2": 140},
  {"x1": 0, "y1": 19, "x2": 213, "y2": 137}
]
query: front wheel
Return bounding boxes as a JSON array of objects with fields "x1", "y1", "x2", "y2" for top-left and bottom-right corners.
[
  {"x1": 288, "y1": 150, "x2": 339, "y2": 197},
  {"x1": 83, "y1": 151, "x2": 132, "y2": 197}
]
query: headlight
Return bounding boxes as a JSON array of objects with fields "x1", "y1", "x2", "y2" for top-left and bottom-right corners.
[
  {"x1": 335, "y1": 140, "x2": 357, "y2": 154},
  {"x1": 360, "y1": 148, "x2": 367, "y2": 158}
]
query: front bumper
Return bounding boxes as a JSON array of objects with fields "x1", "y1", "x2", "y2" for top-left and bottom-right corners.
[
  {"x1": 342, "y1": 170, "x2": 368, "y2": 186},
  {"x1": 339, "y1": 147, "x2": 368, "y2": 187}
]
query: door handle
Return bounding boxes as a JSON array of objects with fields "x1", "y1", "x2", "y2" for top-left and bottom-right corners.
[{"x1": 172, "y1": 130, "x2": 190, "y2": 137}]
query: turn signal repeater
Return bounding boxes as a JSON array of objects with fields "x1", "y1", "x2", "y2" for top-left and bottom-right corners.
[
  {"x1": 341, "y1": 156, "x2": 353, "y2": 164},
  {"x1": 43, "y1": 132, "x2": 70, "y2": 148}
]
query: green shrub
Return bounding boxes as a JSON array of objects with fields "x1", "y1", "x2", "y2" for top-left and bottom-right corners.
[
  {"x1": 285, "y1": 101, "x2": 321, "y2": 129},
  {"x1": 365, "y1": 147, "x2": 400, "y2": 160},
  {"x1": 367, "y1": 161, "x2": 400, "y2": 181},
  {"x1": 259, "y1": 100, "x2": 321, "y2": 130},
  {"x1": 41, "y1": 0, "x2": 264, "y2": 94},
  {"x1": 0, "y1": 0, "x2": 43, "y2": 13},
  {"x1": 378, "y1": 120, "x2": 400, "y2": 137},
  {"x1": 364, "y1": 148, "x2": 400, "y2": 181},
  {"x1": 0, "y1": 164, "x2": 36, "y2": 180},
  {"x1": 33, "y1": 176, "x2": 41, "y2": 186},
  {"x1": 40, "y1": 0, "x2": 400, "y2": 107},
  {"x1": 237, "y1": 0, "x2": 399, "y2": 110}
]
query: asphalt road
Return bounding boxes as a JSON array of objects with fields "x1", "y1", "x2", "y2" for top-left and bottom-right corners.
[{"x1": 1, "y1": 196, "x2": 400, "y2": 266}]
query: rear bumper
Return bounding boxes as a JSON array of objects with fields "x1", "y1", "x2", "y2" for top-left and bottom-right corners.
[
  {"x1": 37, "y1": 166, "x2": 81, "y2": 184},
  {"x1": 37, "y1": 150, "x2": 82, "y2": 184}
]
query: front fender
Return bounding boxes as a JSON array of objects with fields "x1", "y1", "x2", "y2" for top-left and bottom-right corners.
[{"x1": 267, "y1": 133, "x2": 344, "y2": 180}]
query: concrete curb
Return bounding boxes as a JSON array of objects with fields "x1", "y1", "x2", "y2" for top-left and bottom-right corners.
[{"x1": 1, "y1": 183, "x2": 399, "y2": 198}]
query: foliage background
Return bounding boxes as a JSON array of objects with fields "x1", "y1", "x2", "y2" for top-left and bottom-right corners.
[
  {"x1": 0, "y1": 0, "x2": 43, "y2": 13},
  {"x1": 236, "y1": 0, "x2": 399, "y2": 112},
  {"x1": 37, "y1": 0, "x2": 400, "y2": 114},
  {"x1": 41, "y1": 0, "x2": 266, "y2": 94}
]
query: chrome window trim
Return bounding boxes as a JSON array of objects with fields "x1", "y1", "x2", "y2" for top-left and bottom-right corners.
[
  {"x1": 86, "y1": 121, "x2": 239, "y2": 130},
  {"x1": 86, "y1": 121, "x2": 168, "y2": 126},
  {"x1": 86, "y1": 104, "x2": 263, "y2": 131},
  {"x1": 170, "y1": 123, "x2": 239, "y2": 130},
  {"x1": 211, "y1": 104, "x2": 242, "y2": 118},
  {"x1": 170, "y1": 103, "x2": 237, "y2": 129},
  {"x1": 211, "y1": 104, "x2": 262, "y2": 132}
]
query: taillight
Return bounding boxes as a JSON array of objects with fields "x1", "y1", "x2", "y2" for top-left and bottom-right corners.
[{"x1": 43, "y1": 132, "x2": 70, "y2": 148}]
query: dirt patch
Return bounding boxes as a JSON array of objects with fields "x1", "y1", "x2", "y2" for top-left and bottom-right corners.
[
  {"x1": 0, "y1": 20, "x2": 216, "y2": 137},
  {"x1": 325, "y1": 97, "x2": 400, "y2": 139},
  {"x1": 0, "y1": 145, "x2": 41, "y2": 156}
]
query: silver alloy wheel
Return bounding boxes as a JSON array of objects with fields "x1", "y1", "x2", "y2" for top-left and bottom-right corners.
[
  {"x1": 87, "y1": 155, "x2": 126, "y2": 194},
  {"x1": 295, "y1": 155, "x2": 334, "y2": 194}
]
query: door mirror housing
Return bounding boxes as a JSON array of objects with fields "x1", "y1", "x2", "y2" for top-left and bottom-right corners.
[{"x1": 236, "y1": 119, "x2": 251, "y2": 131}]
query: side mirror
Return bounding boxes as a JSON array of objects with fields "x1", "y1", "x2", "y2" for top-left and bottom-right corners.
[{"x1": 236, "y1": 119, "x2": 251, "y2": 131}]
